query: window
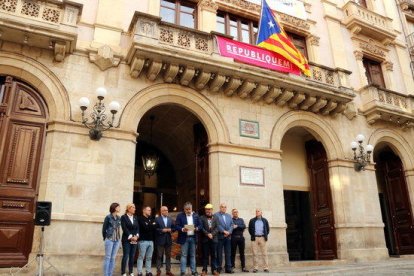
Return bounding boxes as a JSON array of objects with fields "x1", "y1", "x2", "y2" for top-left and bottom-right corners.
[
  {"x1": 363, "y1": 58, "x2": 385, "y2": 88},
  {"x1": 286, "y1": 31, "x2": 308, "y2": 59},
  {"x1": 160, "y1": 0, "x2": 196, "y2": 28},
  {"x1": 216, "y1": 12, "x2": 258, "y2": 44},
  {"x1": 354, "y1": 0, "x2": 367, "y2": 8}
]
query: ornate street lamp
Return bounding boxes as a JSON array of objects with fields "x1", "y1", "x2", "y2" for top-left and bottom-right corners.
[
  {"x1": 351, "y1": 134, "x2": 374, "y2": 172},
  {"x1": 142, "y1": 116, "x2": 159, "y2": 177},
  {"x1": 79, "y1": 87, "x2": 120, "y2": 141}
]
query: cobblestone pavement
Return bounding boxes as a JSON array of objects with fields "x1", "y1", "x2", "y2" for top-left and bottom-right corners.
[{"x1": 2, "y1": 258, "x2": 414, "y2": 276}]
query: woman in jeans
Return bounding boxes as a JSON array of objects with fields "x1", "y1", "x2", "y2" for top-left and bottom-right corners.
[
  {"x1": 102, "y1": 202, "x2": 121, "y2": 276},
  {"x1": 121, "y1": 203, "x2": 139, "y2": 276}
]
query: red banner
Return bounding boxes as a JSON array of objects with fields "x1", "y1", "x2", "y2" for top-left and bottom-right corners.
[{"x1": 216, "y1": 36, "x2": 301, "y2": 75}]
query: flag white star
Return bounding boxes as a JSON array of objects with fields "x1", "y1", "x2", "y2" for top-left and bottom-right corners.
[{"x1": 268, "y1": 21, "x2": 275, "y2": 29}]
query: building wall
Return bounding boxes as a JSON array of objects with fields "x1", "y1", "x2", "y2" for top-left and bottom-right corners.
[{"x1": 1, "y1": 0, "x2": 414, "y2": 274}]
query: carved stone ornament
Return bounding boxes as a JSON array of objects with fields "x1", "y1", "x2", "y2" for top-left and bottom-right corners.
[
  {"x1": 359, "y1": 40, "x2": 385, "y2": 58},
  {"x1": 353, "y1": 50, "x2": 364, "y2": 61},
  {"x1": 344, "y1": 102, "x2": 357, "y2": 120},
  {"x1": 279, "y1": 13, "x2": 310, "y2": 30},
  {"x1": 384, "y1": 61, "x2": 393, "y2": 71},
  {"x1": 89, "y1": 45, "x2": 121, "y2": 71},
  {"x1": 310, "y1": 35, "x2": 320, "y2": 46},
  {"x1": 54, "y1": 42, "x2": 66, "y2": 62},
  {"x1": 198, "y1": 0, "x2": 219, "y2": 11},
  {"x1": 217, "y1": 0, "x2": 261, "y2": 13}
]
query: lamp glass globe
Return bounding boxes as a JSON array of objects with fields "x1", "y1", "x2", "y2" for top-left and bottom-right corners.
[
  {"x1": 356, "y1": 134, "x2": 365, "y2": 143},
  {"x1": 96, "y1": 87, "x2": 107, "y2": 98},
  {"x1": 108, "y1": 101, "x2": 121, "y2": 112},
  {"x1": 79, "y1": 97, "x2": 90, "y2": 108}
]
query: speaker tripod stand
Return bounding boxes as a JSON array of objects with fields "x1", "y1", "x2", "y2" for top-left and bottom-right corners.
[{"x1": 11, "y1": 226, "x2": 61, "y2": 276}]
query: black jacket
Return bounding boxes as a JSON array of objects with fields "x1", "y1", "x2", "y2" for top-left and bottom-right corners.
[
  {"x1": 120, "y1": 214, "x2": 139, "y2": 243},
  {"x1": 200, "y1": 215, "x2": 219, "y2": 243},
  {"x1": 248, "y1": 216, "x2": 270, "y2": 241},
  {"x1": 155, "y1": 216, "x2": 174, "y2": 246},
  {"x1": 138, "y1": 215, "x2": 156, "y2": 241}
]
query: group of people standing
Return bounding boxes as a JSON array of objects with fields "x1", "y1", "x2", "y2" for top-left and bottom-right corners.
[{"x1": 102, "y1": 202, "x2": 270, "y2": 276}]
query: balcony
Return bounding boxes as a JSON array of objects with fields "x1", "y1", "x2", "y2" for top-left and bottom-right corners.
[
  {"x1": 342, "y1": 1, "x2": 397, "y2": 45},
  {"x1": 0, "y1": 0, "x2": 82, "y2": 61},
  {"x1": 126, "y1": 12, "x2": 354, "y2": 116},
  {"x1": 360, "y1": 85, "x2": 414, "y2": 128}
]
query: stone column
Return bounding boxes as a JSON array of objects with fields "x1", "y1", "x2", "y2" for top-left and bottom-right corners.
[
  {"x1": 322, "y1": 0, "x2": 349, "y2": 70},
  {"x1": 382, "y1": 61, "x2": 395, "y2": 90},
  {"x1": 354, "y1": 50, "x2": 369, "y2": 87},
  {"x1": 209, "y1": 144, "x2": 288, "y2": 266},
  {"x1": 148, "y1": 0, "x2": 161, "y2": 17},
  {"x1": 197, "y1": 0, "x2": 219, "y2": 33},
  {"x1": 35, "y1": 125, "x2": 137, "y2": 274},
  {"x1": 307, "y1": 35, "x2": 320, "y2": 64},
  {"x1": 395, "y1": 44, "x2": 414, "y2": 93},
  {"x1": 328, "y1": 160, "x2": 388, "y2": 261}
]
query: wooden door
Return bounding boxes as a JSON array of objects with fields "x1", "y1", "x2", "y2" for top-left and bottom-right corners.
[
  {"x1": 0, "y1": 76, "x2": 48, "y2": 267},
  {"x1": 305, "y1": 140, "x2": 337, "y2": 260},
  {"x1": 194, "y1": 123, "x2": 209, "y2": 214},
  {"x1": 377, "y1": 151, "x2": 414, "y2": 255}
]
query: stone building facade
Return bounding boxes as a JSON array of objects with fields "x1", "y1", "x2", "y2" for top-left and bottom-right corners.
[{"x1": 0, "y1": 0, "x2": 414, "y2": 274}]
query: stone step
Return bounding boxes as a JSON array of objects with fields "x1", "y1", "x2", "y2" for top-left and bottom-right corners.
[{"x1": 287, "y1": 259, "x2": 349, "y2": 268}]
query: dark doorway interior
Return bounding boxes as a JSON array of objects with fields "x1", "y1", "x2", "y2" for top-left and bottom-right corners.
[
  {"x1": 134, "y1": 105, "x2": 209, "y2": 214},
  {"x1": 284, "y1": 190, "x2": 315, "y2": 261}
]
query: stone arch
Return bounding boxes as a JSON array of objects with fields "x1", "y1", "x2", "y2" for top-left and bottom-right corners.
[
  {"x1": 368, "y1": 128, "x2": 414, "y2": 170},
  {"x1": 271, "y1": 111, "x2": 344, "y2": 160},
  {"x1": 0, "y1": 52, "x2": 70, "y2": 121},
  {"x1": 120, "y1": 84, "x2": 229, "y2": 144}
]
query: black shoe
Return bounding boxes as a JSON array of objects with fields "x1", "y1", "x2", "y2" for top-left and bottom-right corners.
[
  {"x1": 192, "y1": 272, "x2": 198, "y2": 276},
  {"x1": 252, "y1": 269, "x2": 258, "y2": 273},
  {"x1": 146, "y1": 273, "x2": 153, "y2": 276},
  {"x1": 242, "y1": 268, "x2": 249, "y2": 273},
  {"x1": 264, "y1": 269, "x2": 269, "y2": 273},
  {"x1": 180, "y1": 273, "x2": 185, "y2": 276},
  {"x1": 217, "y1": 268, "x2": 222, "y2": 273},
  {"x1": 224, "y1": 270, "x2": 233, "y2": 274},
  {"x1": 138, "y1": 274, "x2": 143, "y2": 276}
]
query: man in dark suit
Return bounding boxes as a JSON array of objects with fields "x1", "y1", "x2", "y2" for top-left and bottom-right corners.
[
  {"x1": 200, "y1": 203, "x2": 219, "y2": 276},
  {"x1": 231, "y1": 208, "x2": 248, "y2": 272},
  {"x1": 175, "y1": 202, "x2": 202, "y2": 276},
  {"x1": 155, "y1": 206, "x2": 175, "y2": 276},
  {"x1": 215, "y1": 203, "x2": 234, "y2": 274}
]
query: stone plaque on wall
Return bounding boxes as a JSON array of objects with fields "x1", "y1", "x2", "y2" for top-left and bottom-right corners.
[
  {"x1": 240, "y1": 166, "x2": 264, "y2": 186},
  {"x1": 239, "y1": 119, "x2": 259, "y2": 139}
]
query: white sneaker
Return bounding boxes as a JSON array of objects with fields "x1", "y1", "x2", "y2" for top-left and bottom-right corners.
[
  {"x1": 121, "y1": 274, "x2": 127, "y2": 276},
  {"x1": 130, "y1": 274, "x2": 134, "y2": 276}
]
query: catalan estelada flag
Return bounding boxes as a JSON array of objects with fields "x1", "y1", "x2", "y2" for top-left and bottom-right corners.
[{"x1": 256, "y1": 0, "x2": 310, "y2": 76}]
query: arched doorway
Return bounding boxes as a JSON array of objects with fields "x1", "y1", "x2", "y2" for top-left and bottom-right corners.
[
  {"x1": 134, "y1": 104, "x2": 209, "y2": 215},
  {"x1": 374, "y1": 144, "x2": 414, "y2": 255},
  {"x1": 281, "y1": 127, "x2": 337, "y2": 261},
  {"x1": 0, "y1": 76, "x2": 48, "y2": 267}
]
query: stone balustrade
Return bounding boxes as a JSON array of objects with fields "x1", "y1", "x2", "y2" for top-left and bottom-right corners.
[
  {"x1": 342, "y1": 1, "x2": 396, "y2": 44},
  {"x1": 360, "y1": 85, "x2": 414, "y2": 128},
  {"x1": 0, "y1": 0, "x2": 79, "y2": 27},
  {"x1": 127, "y1": 12, "x2": 354, "y2": 117},
  {"x1": 0, "y1": 0, "x2": 81, "y2": 60}
]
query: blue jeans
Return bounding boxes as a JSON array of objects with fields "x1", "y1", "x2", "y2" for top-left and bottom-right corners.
[
  {"x1": 217, "y1": 237, "x2": 231, "y2": 271},
  {"x1": 103, "y1": 239, "x2": 120, "y2": 276},
  {"x1": 122, "y1": 241, "x2": 138, "y2": 274},
  {"x1": 137, "y1": 240, "x2": 154, "y2": 273},
  {"x1": 180, "y1": 236, "x2": 197, "y2": 273}
]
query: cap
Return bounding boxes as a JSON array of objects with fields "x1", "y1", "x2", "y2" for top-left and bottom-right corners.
[{"x1": 205, "y1": 203, "x2": 213, "y2": 209}]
